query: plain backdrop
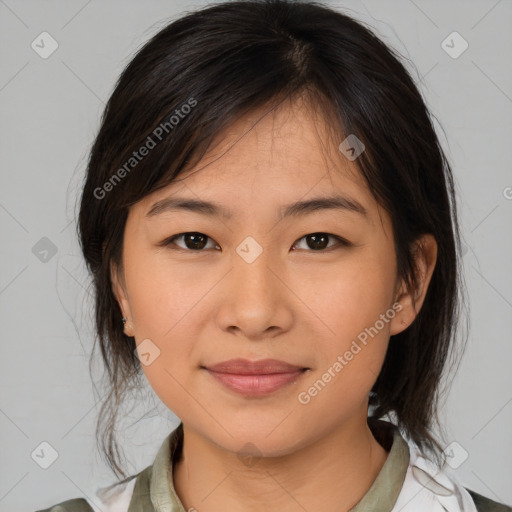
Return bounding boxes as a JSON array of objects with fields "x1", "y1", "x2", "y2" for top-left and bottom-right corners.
[{"x1": 0, "y1": 1, "x2": 511, "y2": 511}]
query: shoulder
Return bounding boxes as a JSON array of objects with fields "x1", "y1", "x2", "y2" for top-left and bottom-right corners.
[
  {"x1": 466, "y1": 488, "x2": 512, "y2": 512},
  {"x1": 34, "y1": 497, "x2": 95, "y2": 512},
  {"x1": 391, "y1": 437, "x2": 512, "y2": 512}
]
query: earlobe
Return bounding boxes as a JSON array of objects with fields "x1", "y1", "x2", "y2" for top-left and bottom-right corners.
[{"x1": 389, "y1": 282, "x2": 413, "y2": 336}]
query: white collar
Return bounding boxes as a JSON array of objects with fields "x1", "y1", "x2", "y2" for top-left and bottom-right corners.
[{"x1": 391, "y1": 442, "x2": 478, "y2": 512}]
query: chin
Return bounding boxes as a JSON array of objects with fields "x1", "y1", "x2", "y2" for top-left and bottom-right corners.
[{"x1": 201, "y1": 420, "x2": 309, "y2": 458}]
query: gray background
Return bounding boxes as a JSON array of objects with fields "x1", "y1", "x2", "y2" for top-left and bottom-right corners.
[{"x1": 1, "y1": 0, "x2": 511, "y2": 511}]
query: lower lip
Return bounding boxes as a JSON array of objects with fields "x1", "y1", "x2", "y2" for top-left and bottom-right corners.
[{"x1": 205, "y1": 369, "x2": 306, "y2": 396}]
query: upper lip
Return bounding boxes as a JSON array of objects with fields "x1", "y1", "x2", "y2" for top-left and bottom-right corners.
[{"x1": 203, "y1": 358, "x2": 307, "y2": 375}]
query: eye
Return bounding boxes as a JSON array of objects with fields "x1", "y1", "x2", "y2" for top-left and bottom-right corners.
[
  {"x1": 292, "y1": 233, "x2": 351, "y2": 251},
  {"x1": 159, "y1": 231, "x2": 350, "y2": 252},
  {"x1": 160, "y1": 232, "x2": 220, "y2": 251}
]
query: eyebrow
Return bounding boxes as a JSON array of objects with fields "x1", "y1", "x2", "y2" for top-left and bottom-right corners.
[{"x1": 146, "y1": 195, "x2": 369, "y2": 220}]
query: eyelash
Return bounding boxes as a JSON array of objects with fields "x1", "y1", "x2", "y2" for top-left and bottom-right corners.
[{"x1": 158, "y1": 232, "x2": 351, "y2": 253}]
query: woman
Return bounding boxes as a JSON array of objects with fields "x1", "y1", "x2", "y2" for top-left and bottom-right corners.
[{"x1": 37, "y1": 0, "x2": 512, "y2": 510}]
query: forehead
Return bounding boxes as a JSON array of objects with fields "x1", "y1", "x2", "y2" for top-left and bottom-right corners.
[
  {"x1": 181, "y1": 94, "x2": 363, "y2": 184},
  {"x1": 148, "y1": 97, "x2": 368, "y2": 197},
  {"x1": 135, "y1": 95, "x2": 386, "y2": 231}
]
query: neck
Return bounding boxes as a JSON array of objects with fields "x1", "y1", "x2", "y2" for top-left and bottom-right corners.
[{"x1": 172, "y1": 413, "x2": 389, "y2": 512}]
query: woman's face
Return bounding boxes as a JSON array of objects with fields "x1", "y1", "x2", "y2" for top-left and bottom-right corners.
[{"x1": 112, "y1": 96, "x2": 413, "y2": 457}]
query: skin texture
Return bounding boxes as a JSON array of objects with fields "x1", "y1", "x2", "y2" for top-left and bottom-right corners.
[{"x1": 111, "y1": 94, "x2": 438, "y2": 512}]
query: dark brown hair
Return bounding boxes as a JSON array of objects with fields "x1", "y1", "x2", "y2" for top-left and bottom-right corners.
[{"x1": 77, "y1": 0, "x2": 467, "y2": 478}]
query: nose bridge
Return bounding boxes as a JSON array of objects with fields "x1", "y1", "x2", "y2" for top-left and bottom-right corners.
[{"x1": 232, "y1": 233, "x2": 276, "y2": 294}]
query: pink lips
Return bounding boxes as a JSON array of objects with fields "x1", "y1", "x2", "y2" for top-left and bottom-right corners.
[{"x1": 203, "y1": 358, "x2": 308, "y2": 397}]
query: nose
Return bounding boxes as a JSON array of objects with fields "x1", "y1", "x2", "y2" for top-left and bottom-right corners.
[{"x1": 213, "y1": 240, "x2": 294, "y2": 341}]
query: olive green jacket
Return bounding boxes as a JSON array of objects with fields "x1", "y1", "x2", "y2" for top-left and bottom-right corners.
[{"x1": 36, "y1": 421, "x2": 512, "y2": 512}]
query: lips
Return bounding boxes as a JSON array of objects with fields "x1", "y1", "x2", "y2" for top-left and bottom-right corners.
[
  {"x1": 204, "y1": 358, "x2": 308, "y2": 375},
  {"x1": 202, "y1": 358, "x2": 309, "y2": 397}
]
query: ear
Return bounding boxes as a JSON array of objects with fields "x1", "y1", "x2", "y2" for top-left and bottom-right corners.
[
  {"x1": 110, "y1": 261, "x2": 135, "y2": 337},
  {"x1": 389, "y1": 233, "x2": 438, "y2": 336}
]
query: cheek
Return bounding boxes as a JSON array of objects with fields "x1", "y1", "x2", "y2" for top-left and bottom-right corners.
[
  {"x1": 298, "y1": 272, "x2": 392, "y2": 416},
  {"x1": 126, "y1": 250, "x2": 208, "y2": 338},
  {"x1": 122, "y1": 252, "x2": 205, "y2": 406},
  {"x1": 299, "y1": 253, "x2": 395, "y2": 348},
  {"x1": 295, "y1": 252, "x2": 394, "y2": 405}
]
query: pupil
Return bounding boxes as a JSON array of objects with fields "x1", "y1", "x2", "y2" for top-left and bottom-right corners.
[
  {"x1": 308, "y1": 233, "x2": 328, "y2": 250},
  {"x1": 187, "y1": 233, "x2": 206, "y2": 250}
]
